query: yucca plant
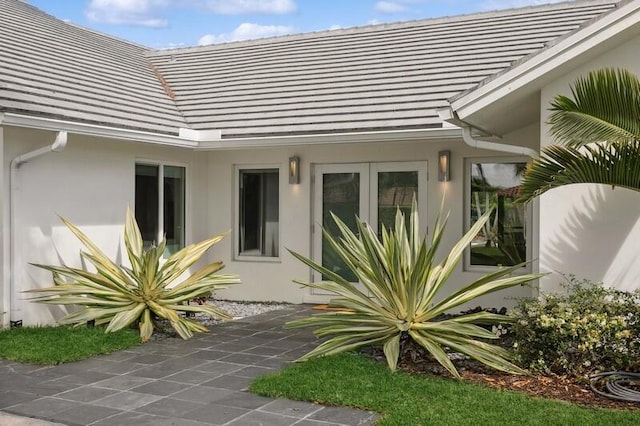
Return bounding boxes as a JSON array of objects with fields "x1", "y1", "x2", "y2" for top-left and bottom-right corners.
[
  {"x1": 287, "y1": 200, "x2": 543, "y2": 378},
  {"x1": 27, "y1": 209, "x2": 240, "y2": 342}
]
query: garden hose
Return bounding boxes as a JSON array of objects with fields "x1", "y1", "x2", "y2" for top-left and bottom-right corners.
[{"x1": 589, "y1": 372, "x2": 640, "y2": 402}]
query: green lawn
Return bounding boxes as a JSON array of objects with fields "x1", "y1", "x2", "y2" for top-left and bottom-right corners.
[
  {"x1": 0, "y1": 326, "x2": 140, "y2": 364},
  {"x1": 251, "y1": 353, "x2": 640, "y2": 426}
]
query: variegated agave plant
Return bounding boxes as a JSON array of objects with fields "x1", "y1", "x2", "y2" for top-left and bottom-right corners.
[
  {"x1": 27, "y1": 209, "x2": 240, "y2": 342},
  {"x1": 287, "y1": 200, "x2": 542, "y2": 378}
]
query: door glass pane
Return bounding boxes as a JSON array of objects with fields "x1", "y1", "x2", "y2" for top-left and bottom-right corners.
[
  {"x1": 135, "y1": 164, "x2": 159, "y2": 249},
  {"x1": 322, "y1": 173, "x2": 359, "y2": 282},
  {"x1": 164, "y1": 166, "x2": 185, "y2": 255},
  {"x1": 470, "y1": 162, "x2": 526, "y2": 266},
  {"x1": 377, "y1": 171, "x2": 418, "y2": 233}
]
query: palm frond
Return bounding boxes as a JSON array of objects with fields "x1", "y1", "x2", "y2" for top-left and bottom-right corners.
[
  {"x1": 549, "y1": 68, "x2": 640, "y2": 147},
  {"x1": 518, "y1": 142, "x2": 640, "y2": 202}
]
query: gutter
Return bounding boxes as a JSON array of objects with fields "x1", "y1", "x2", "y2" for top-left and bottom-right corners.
[
  {"x1": 1, "y1": 113, "x2": 463, "y2": 150},
  {"x1": 9, "y1": 131, "x2": 68, "y2": 326},
  {"x1": 438, "y1": 107, "x2": 538, "y2": 158},
  {"x1": 462, "y1": 127, "x2": 537, "y2": 159},
  {"x1": 195, "y1": 127, "x2": 463, "y2": 150},
  {"x1": 0, "y1": 113, "x2": 197, "y2": 148}
]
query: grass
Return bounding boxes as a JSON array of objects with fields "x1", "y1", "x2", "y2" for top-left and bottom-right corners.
[
  {"x1": 0, "y1": 325, "x2": 140, "y2": 364},
  {"x1": 251, "y1": 353, "x2": 640, "y2": 426}
]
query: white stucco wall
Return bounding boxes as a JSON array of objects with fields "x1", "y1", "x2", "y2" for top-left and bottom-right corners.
[
  {"x1": 2, "y1": 123, "x2": 541, "y2": 326},
  {"x1": 206, "y1": 132, "x2": 538, "y2": 309},
  {"x1": 538, "y1": 35, "x2": 640, "y2": 294},
  {"x1": 0, "y1": 127, "x2": 5, "y2": 326},
  {"x1": 3, "y1": 127, "x2": 210, "y2": 326}
]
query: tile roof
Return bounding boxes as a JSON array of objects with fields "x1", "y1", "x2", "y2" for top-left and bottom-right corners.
[
  {"x1": 0, "y1": 0, "x2": 620, "y2": 138},
  {"x1": 0, "y1": 0, "x2": 186, "y2": 135}
]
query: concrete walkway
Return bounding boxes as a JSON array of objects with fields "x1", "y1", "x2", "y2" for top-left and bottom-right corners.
[{"x1": 0, "y1": 305, "x2": 378, "y2": 425}]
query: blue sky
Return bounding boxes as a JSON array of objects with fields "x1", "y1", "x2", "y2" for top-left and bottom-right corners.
[{"x1": 27, "y1": 0, "x2": 566, "y2": 49}]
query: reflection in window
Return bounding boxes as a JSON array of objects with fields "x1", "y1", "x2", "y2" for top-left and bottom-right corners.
[
  {"x1": 135, "y1": 163, "x2": 185, "y2": 255},
  {"x1": 322, "y1": 172, "x2": 360, "y2": 282},
  {"x1": 377, "y1": 171, "x2": 418, "y2": 233},
  {"x1": 470, "y1": 162, "x2": 526, "y2": 267},
  {"x1": 239, "y1": 169, "x2": 279, "y2": 257}
]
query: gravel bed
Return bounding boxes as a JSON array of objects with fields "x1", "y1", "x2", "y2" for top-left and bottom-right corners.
[
  {"x1": 195, "y1": 299, "x2": 291, "y2": 326},
  {"x1": 151, "y1": 299, "x2": 291, "y2": 339}
]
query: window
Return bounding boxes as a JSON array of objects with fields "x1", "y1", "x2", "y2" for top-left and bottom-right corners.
[
  {"x1": 135, "y1": 163, "x2": 185, "y2": 255},
  {"x1": 238, "y1": 168, "x2": 279, "y2": 258},
  {"x1": 468, "y1": 161, "x2": 527, "y2": 267}
]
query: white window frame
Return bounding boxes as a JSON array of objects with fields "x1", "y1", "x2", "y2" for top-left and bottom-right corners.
[
  {"x1": 234, "y1": 164, "x2": 282, "y2": 262},
  {"x1": 464, "y1": 157, "x2": 532, "y2": 272},
  {"x1": 134, "y1": 159, "x2": 189, "y2": 253}
]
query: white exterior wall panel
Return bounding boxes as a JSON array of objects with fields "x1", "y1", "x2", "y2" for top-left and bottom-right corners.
[
  {"x1": 3, "y1": 127, "x2": 209, "y2": 326},
  {"x1": 538, "y1": 34, "x2": 640, "y2": 294},
  {"x1": 207, "y1": 132, "x2": 538, "y2": 309}
]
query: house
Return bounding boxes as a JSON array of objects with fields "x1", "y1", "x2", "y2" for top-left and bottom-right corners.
[{"x1": 1, "y1": 0, "x2": 638, "y2": 327}]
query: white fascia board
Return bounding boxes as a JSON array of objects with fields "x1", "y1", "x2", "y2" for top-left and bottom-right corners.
[
  {"x1": 450, "y1": 1, "x2": 640, "y2": 120},
  {"x1": 0, "y1": 113, "x2": 198, "y2": 148},
  {"x1": 178, "y1": 128, "x2": 222, "y2": 142},
  {"x1": 195, "y1": 128, "x2": 462, "y2": 150},
  {"x1": 0, "y1": 113, "x2": 462, "y2": 150}
]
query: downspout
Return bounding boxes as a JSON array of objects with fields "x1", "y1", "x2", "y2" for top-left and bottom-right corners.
[
  {"x1": 9, "y1": 131, "x2": 68, "y2": 326},
  {"x1": 462, "y1": 126, "x2": 538, "y2": 159}
]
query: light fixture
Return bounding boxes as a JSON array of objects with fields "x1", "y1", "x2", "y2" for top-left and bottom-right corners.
[
  {"x1": 438, "y1": 150, "x2": 451, "y2": 182},
  {"x1": 288, "y1": 156, "x2": 300, "y2": 184}
]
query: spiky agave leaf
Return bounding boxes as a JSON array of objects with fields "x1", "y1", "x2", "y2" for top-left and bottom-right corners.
[
  {"x1": 287, "y1": 199, "x2": 541, "y2": 378},
  {"x1": 26, "y1": 209, "x2": 240, "y2": 342}
]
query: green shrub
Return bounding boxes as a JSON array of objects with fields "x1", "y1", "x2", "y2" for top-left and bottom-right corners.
[
  {"x1": 510, "y1": 275, "x2": 640, "y2": 376},
  {"x1": 27, "y1": 209, "x2": 240, "y2": 342},
  {"x1": 287, "y1": 200, "x2": 541, "y2": 378}
]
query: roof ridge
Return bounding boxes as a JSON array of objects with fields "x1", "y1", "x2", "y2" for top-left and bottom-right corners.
[{"x1": 147, "y1": 0, "x2": 619, "y2": 56}]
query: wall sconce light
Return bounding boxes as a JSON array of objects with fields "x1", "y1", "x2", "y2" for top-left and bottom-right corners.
[
  {"x1": 288, "y1": 156, "x2": 300, "y2": 184},
  {"x1": 438, "y1": 150, "x2": 450, "y2": 182}
]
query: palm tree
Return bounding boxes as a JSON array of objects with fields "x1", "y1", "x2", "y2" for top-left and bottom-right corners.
[{"x1": 517, "y1": 68, "x2": 640, "y2": 202}]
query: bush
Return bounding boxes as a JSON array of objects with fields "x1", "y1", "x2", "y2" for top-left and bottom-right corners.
[
  {"x1": 510, "y1": 275, "x2": 640, "y2": 376},
  {"x1": 286, "y1": 200, "x2": 541, "y2": 378},
  {"x1": 27, "y1": 209, "x2": 240, "y2": 342}
]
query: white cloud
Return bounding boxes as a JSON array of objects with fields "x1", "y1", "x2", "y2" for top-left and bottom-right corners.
[
  {"x1": 201, "y1": 0, "x2": 297, "y2": 15},
  {"x1": 85, "y1": 0, "x2": 169, "y2": 28},
  {"x1": 328, "y1": 24, "x2": 342, "y2": 31},
  {"x1": 198, "y1": 22, "x2": 295, "y2": 45},
  {"x1": 375, "y1": 1, "x2": 408, "y2": 14},
  {"x1": 479, "y1": 0, "x2": 566, "y2": 11}
]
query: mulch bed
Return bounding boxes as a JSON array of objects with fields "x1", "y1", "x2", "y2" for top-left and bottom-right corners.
[{"x1": 362, "y1": 345, "x2": 640, "y2": 411}]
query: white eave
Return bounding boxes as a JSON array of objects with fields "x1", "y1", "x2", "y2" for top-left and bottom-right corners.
[
  {"x1": 1, "y1": 113, "x2": 462, "y2": 150},
  {"x1": 448, "y1": 0, "x2": 640, "y2": 123},
  {"x1": 193, "y1": 127, "x2": 462, "y2": 150},
  {"x1": 0, "y1": 113, "x2": 198, "y2": 148}
]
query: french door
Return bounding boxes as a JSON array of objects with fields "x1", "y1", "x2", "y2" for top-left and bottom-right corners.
[{"x1": 312, "y1": 162, "x2": 427, "y2": 291}]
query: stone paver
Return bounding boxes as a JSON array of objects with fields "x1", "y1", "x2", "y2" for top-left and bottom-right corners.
[{"x1": 0, "y1": 305, "x2": 379, "y2": 425}]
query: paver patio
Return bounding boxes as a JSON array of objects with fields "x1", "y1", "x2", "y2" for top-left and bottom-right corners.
[{"x1": 0, "y1": 305, "x2": 378, "y2": 425}]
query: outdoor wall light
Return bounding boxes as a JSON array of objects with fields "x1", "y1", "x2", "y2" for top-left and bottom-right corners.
[
  {"x1": 438, "y1": 150, "x2": 451, "y2": 182},
  {"x1": 288, "y1": 156, "x2": 300, "y2": 184}
]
